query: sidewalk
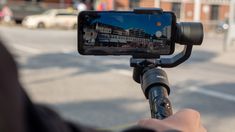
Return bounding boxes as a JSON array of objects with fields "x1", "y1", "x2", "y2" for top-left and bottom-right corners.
[{"x1": 211, "y1": 44, "x2": 235, "y2": 67}]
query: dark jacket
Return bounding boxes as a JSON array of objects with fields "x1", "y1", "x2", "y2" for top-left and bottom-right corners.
[{"x1": 0, "y1": 40, "x2": 154, "y2": 132}]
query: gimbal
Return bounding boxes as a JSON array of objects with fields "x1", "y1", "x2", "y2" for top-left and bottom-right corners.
[{"x1": 131, "y1": 8, "x2": 204, "y2": 119}]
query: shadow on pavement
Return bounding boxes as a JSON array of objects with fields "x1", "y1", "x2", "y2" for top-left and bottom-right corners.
[
  {"x1": 201, "y1": 83, "x2": 235, "y2": 95},
  {"x1": 171, "y1": 82, "x2": 235, "y2": 131},
  {"x1": 20, "y1": 52, "x2": 132, "y2": 84},
  {"x1": 49, "y1": 98, "x2": 148, "y2": 128},
  {"x1": 20, "y1": 49, "x2": 229, "y2": 85},
  {"x1": 185, "y1": 50, "x2": 218, "y2": 64},
  {"x1": 21, "y1": 49, "x2": 218, "y2": 72},
  {"x1": 21, "y1": 52, "x2": 130, "y2": 72},
  {"x1": 21, "y1": 49, "x2": 218, "y2": 70}
]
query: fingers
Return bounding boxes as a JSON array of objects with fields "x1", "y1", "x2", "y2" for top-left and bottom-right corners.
[
  {"x1": 138, "y1": 119, "x2": 166, "y2": 131},
  {"x1": 138, "y1": 109, "x2": 207, "y2": 132},
  {"x1": 138, "y1": 118, "x2": 175, "y2": 131},
  {"x1": 163, "y1": 109, "x2": 203, "y2": 132},
  {"x1": 164, "y1": 109, "x2": 201, "y2": 126},
  {"x1": 199, "y1": 122, "x2": 207, "y2": 132},
  {"x1": 138, "y1": 118, "x2": 161, "y2": 127}
]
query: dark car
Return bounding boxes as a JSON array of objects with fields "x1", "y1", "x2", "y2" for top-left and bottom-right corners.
[{"x1": 10, "y1": 4, "x2": 46, "y2": 23}]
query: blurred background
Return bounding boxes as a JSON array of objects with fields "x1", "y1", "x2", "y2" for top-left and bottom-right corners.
[{"x1": 0, "y1": 0, "x2": 235, "y2": 131}]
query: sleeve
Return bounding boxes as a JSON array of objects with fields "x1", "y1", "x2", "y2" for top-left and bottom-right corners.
[{"x1": 0, "y1": 39, "x2": 158, "y2": 132}]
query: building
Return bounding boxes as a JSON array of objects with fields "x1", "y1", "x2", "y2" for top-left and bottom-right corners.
[
  {"x1": 128, "y1": 28, "x2": 146, "y2": 38},
  {"x1": 3, "y1": 0, "x2": 93, "y2": 9},
  {"x1": 114, "y1": 0, "x2": 230, "y2": 30},
  {"x1": 2, "y1": 0, "x2": 230, "y2": 30}
]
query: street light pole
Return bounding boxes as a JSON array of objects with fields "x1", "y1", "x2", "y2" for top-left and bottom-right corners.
[
  {"x1": 194, "y1": 0, "x2": 201, "y2": 22},
  {"x1": 154, "y1": 0, "x2": 161, "y2": 7},
  {"x1": 225, "y1": 0, "x2": 235, "y2": 51},
  {"x1": 180, "y1": 1, "x2": 186, "y2": 21},
  {"x1": 60, "y1": 0, "x2": 65, "y2": 8}
]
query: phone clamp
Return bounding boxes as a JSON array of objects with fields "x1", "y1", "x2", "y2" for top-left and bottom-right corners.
[{"x1": 134, "y1": 8, "x2": 163, "y2": 14}]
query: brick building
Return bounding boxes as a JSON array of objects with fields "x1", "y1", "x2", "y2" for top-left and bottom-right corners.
[
  {"x1": 4, "y1": 0, "x2": 230, "y2": 22},
  {"x1": 115, "y1": 0, "x2": 229, "y2": 24},
  {"x1": 3, "y1": 0, "x2": 230, "y2": 29}
]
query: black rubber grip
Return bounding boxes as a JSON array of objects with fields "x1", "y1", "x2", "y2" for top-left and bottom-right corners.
[{"x1": 148, "y1": 86, "x2": 173, "y2": 119}]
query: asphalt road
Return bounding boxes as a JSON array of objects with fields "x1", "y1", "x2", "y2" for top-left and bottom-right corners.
[{"x1": 1, "y1": 26, "x2": 235, "y2": 131}]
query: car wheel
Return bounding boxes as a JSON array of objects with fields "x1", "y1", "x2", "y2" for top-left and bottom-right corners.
[{"x1": 37, "y1": 22, "x2": 45, "y2": 29}]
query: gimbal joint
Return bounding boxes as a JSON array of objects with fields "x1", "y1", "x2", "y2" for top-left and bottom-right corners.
[{"x1": 141, "y1": 68, "x2": 170, "y2": 98}]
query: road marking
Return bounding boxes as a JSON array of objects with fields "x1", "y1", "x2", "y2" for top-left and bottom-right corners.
[
  {"x1": 111, "y1": 69, "x2": 132, "y2": 77},
  {"x1": 189, "y1": 86, "x2": 235, "y2": 102},
  {"x1": 113, "y1": 72, "x2": 235, "y2": 102},
  {"x1": 12, "y1": 44, "x2": 41, "y2": 54},
  {"x1": 61, "y1": 50, "x2": 79, "y2": 56},
  {"x1": 12, "y1": 44, "x2": 77, "y2": 56}
]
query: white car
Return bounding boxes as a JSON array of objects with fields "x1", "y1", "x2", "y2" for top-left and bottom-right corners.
[{"x1": 22, "y1": 9, "x2": 78, "y2": 29}]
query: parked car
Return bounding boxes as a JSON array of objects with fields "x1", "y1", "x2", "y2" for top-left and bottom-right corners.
[
  {"x1": 10, "y1": 4, "x2": 45, "y2": 23},
  {"x1": 22, "y1": 9, "x2": 78, "y2": 29}
]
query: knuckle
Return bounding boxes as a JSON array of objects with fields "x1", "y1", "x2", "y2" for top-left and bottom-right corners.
[
  {"x1": 183, "y1": 108, "x2": 200, "y2": 118},
  {"x1": 138, "y1": 119, "x2": 150, "y2": 125}
]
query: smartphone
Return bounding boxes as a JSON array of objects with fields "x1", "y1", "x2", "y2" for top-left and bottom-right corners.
[{"x1": 77, "y1": 10, "x2": 176, "y2": 58}]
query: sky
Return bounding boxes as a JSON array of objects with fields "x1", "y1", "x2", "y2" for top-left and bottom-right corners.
[{"x1": 91, "y1": 12, "x2": 173, "y2": 35}]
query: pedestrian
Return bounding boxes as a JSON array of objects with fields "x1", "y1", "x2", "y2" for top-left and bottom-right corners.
[{"x1": 1, "y1": 5, "x2": 13, "y2": 23}]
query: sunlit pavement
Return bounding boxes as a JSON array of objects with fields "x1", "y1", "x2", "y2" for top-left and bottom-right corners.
[{"x1": 1, "y1": 26, "x2": 235, "y2": 131}]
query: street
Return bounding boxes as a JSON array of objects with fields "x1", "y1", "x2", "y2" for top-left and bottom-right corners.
[{"x1": 1, "y1": 26, "x2": 235, "y2": 131}]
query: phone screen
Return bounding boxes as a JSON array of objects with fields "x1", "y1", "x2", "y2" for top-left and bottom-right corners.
[{"x1": 78, "y1": 11, "x2": 176, "y2": 57}]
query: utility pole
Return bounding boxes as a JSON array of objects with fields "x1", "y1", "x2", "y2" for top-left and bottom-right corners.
[
  {"x1": 112, "y1": 0, "x2": 115, "y2": 10},
  {"x1": 194, "y1": 0, "x2": 201, "y2": 21},
  {"x1": 154, "y1": 0, "x2": 161, "y2": 7},
  {"x1": 180, "y1": 0, "x2": 186, "y2": 21},
  {"x1": 60, "y1": 0, "x2": 65, "y2": 8},
  {"x1": 225, "y1": 0, "x2": 235, "y2": 51}
]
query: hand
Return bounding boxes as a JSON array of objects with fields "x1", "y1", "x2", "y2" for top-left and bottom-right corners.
[{"x1": 138, "y1": 109, "x2": 207, "y2": 132}]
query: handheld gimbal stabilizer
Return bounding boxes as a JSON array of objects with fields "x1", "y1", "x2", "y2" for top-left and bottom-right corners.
[
  {"x1": 131, "y1": 8, "x2": 204, "y2": 119},
  {"x1": 77, "y1": 7, "x2": 204, "y2": 120}
]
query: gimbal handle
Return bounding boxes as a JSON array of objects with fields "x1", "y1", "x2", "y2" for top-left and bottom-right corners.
[
  {"x1": 144, "y1": 68, "x2": 173, "y2": 119},
  {"x1": 148, "y1": 85, "x2": 172, "y2": 119},
  {"x1": 133, "y1": 67, "x2": 173, "y2": 119}
]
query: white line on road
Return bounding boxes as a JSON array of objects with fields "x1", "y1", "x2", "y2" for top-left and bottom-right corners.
[
  {"x1": 111, "y1": 69, "x2": 132, "y2": 77},
  {"x1": 111, "y1": 70, "x2": 235, "y2": 102},
  {"x1": 189, "y1": 86, "x2": 235, "y2": 102},
  {"x1": 12, "y1": 44, "x2": 77, "y2": 56},
  {"x1": 12, "y1": 44, "x2": 42, "y2": 54},
  {"x1": 61, "y1": 50, "x2": 79, "y2": 56}
]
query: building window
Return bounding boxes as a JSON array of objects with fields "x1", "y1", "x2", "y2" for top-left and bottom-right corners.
[
  {"x1": 210, "y1": 5, "x2": 219, "y2": 20},
  {"x1": 172, "y1": 2, "x2": 181, "y2": 19},
  {"x1": 129, "y1": 0, "x2": 140, "y2": 9}
]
